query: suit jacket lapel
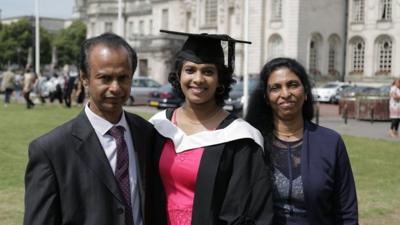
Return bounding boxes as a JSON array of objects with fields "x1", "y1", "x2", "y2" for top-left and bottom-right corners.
[
  {"x1": 71, "y1": 111, "x2": 124, "y2": 203},
  {"x1": 125, "y1": 113, "x2": 146, "y2": 214}
]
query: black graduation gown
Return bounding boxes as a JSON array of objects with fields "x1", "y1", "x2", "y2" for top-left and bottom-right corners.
[{"x1": 150, "y1": 108, "x2": 274, "y2": 225}]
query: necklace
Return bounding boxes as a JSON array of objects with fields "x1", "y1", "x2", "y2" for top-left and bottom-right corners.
[
  {"x1": 180, "y1": 107, "x2": 222, "y2": 125},
  {"x1": 273, "y1": 127, "x2": 304, "y2": 141}
]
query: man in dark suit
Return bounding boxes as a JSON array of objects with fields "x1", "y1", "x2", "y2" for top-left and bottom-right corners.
[{"x1": 24, "y1": 33, "x2": 155, "y2": 225}]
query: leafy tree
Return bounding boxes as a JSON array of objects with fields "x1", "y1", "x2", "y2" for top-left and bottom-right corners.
[
  {"x1": 0, "y1": 19, "x2": 32, "y2": 68},
  {"x1": 53, "y1": 20, "x2": 87, "y2": 67},
  {"x1": 39, "y1": 27, "x2": 52, "y2": 65},
  {"x1": 0, "y1": 18, "x2": 52, "y2": 69}
]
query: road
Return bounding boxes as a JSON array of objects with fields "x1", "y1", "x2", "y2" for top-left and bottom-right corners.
[{"x1": 316, "y1": 103, "x2": 398, "y2": 141}]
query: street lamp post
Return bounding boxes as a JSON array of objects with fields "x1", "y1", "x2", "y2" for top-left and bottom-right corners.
[{"x1": 35, "y1": 0, "x2": 40, "y2": 77}]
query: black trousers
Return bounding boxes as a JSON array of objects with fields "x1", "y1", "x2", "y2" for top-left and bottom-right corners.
[
  {"x1": 390, "y1": 118, "x2": 400, "y2": 131},
  {"x1": 24, "y1": 91, "x2": 34, "y2": 108},
  {"x1": 4, "y1": 88, "x2": 14, "y2": 103}
]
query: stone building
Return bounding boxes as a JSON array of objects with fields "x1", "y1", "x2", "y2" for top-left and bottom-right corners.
[
  {"x1": 74, "y1": 0, "x2": 247, "y2": 84},
  {"x1": 248, "y1": 0, "x2": 346, "y2": 84},
  {"x1": 74, "y1": 0, "x2": 400, "y2": 85},
  {"x1": 1, "y1": 16, "x2": 68, "y2": 34},
  {"x1": 346, "y1": 0, "x2": 399, "y2": 83},
  {"x1": 249, "y1": 0, "x2": 400, "y2": 84}
]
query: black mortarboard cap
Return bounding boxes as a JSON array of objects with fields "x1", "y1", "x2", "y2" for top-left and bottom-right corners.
[{"x1": 160, "y1": 29, "x2": 251, "y2": 73}]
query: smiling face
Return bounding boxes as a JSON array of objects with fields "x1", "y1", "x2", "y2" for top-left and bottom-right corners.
[
  {"x1": 179, "y1": 61, "x2": 219, "y2": 106},
  {"x1": 266, "y1": 67, "x2": 306, "y2": 122},
  {"x1": 81, "y1": 44, "x2": 133, "y2": 123}
]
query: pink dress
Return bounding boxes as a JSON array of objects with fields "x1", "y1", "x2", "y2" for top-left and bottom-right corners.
[
  {"x1": 389, "y1": 85, "x2": 400, "y2": 119},
  {"x1": 159, "y1": 113, "x2": 205, "y2": 225}
]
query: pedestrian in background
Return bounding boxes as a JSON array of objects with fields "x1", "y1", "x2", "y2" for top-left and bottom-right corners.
[
  {"x1": 63, "y1": 70, "x2": 78, "y2": 108},
  {"x1": 34, "y1": 75, "x2": 49, "y2": 104},
  {"x1": 246, "y1": 57, "x2": 358, "y2": 225},
  {"x1": 1, "y1": 66, "x2": 16, "y2": 107},
  {"x1": 74, "y1": 77, "x2": 86, "y2": 106},
  {"x1": 149, "y1": 30, "x2": 273, "y2": 225},
  {"x1": 13, "y1": 72, "x2": 24, "y2": 102},
  {"x1": 22, "y1": 68, "x2": 36, "y2": 109},
  {"x1": 48, "y1": 71, "x2": 64, "y2": 104},
  {"x1": 389, "y1": 79, "x2": 400, "y2": 137}
]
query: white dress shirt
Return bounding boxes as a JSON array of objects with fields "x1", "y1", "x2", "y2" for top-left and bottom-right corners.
[{"x1": 85, "y1": 103, "x2": 142, "y2": 225}]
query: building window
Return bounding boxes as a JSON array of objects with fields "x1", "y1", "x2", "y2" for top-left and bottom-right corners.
[
  {"x1": 105, "y1": 22, "x2": 113, "y2": 33},
  {"x1": 376, "y1": 36, "x2": 392, "y2": 75},
  {"x1": 227, "y1": 7, "x2": 235, "y2": 34},
  {"x1": 309, "y1": 41, "x2": 318, "y2": 75},
  {"x1": 350, "y1": 38, "x2": 365, "y2": 73},
  {"x1": 352, "y1": 0, "x2": 364, "y2": 23},
  {"x1": 185, "y1": 12, "x2": 192, "y2": 32},
  {"x1": 328, "y1": 36, "x2": 340, "y2": 76},
  {"x1": 271, "y1": 0, "x2": 282, "y2": 21},
  {"x1": 128, "y1": 21, "x2": 134, "y2": 36},
  {"x1": 161, "y1": 9, "x2": 169, "y2": 29},
  {"x1": 309, "y1": 34, "x2": 321, "y2": 76},
  {"x1": 149, "y1": 19, "x2": 153, "y2": 35},
  {"x1": 91, "y1": 22, "x2": 96, "y2": 35},
  {"x1": 139, "y1": 59, "x2": 148, "y2": 76},
  {"x1": 205, "y1": 0, "x2": 218, "y2": 26},
  {"x1": 268, "y1": 34, "x2": 283, "y2": 60},
  {"x1": 380, "y1": 0, "x2": 392, "y2": 21},
  {"x1": 139, "y1": 20, "x2": 144, "y2": 36}
]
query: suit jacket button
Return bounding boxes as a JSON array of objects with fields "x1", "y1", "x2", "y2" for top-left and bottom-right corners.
[{"x1": 117, "y1": 207, "x2": 124, "y2": 215}]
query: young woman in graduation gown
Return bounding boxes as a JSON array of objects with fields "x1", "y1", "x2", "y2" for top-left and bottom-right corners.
[
  {"x1": 246, "y1": 57, "x2": 358, "y2": 225},
  {"x1": 149, "y1": 30, "x2": 274, "y2": 225}
]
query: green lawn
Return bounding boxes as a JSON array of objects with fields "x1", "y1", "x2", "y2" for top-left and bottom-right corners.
[
  {"x1": 0, "y1": 102, "x2": 399, "y2": 225},
  {"x1": 343, "y1": 136, "x2": 400, "y2": 224}
]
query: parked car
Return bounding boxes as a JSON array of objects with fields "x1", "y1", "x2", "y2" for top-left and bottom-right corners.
[
  {"x1": 376, "y1": 85, "x2": 391, "y2": 96},
  {"x1": 223, "y1": 78, "x2": 258, "y2": 113},
  {"x1": 337, "y1": 85, "x2": 378, "y2": 99},
  {"x1": 313, "y1": 82, "x2": 350, "y2": 104},
  {"x1": 148, "y1": 84, "x2": 184, "y2": 109},
  {"x1": 127, "y1": 77, "x2": 161, "y2": 105}
]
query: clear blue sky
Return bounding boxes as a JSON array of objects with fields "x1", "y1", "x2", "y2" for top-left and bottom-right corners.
[{"x1": 0, "y1": 0, "x2": 74, "y2": 19}]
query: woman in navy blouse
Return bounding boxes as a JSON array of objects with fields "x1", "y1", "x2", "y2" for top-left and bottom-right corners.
[{"x1": 246, "y1": 57, "x2": 358, "y2": 225}]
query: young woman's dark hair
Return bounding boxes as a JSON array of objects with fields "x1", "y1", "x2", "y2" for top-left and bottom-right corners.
[
  {"x1": 245, "y1": 57, "x2": 314, "y2": 136},
  {"x1": 168, "y1": 56, "x2": 236, "y2": 106}
]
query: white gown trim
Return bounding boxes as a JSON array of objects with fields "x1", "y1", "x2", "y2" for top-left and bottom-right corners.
[{"x1": 149, "y1": 110, "x2": 264, "y2": 153}]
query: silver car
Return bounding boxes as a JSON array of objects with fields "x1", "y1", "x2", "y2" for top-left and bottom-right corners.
[
  {"x1": 127, "y1": 77, "x2": 161, "y2": 105},
  {"x1": 313, "y1": 82, "x2": 350, "y2": 104}
]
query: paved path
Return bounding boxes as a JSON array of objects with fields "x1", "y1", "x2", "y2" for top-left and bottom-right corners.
[{"x1": 316, "y1": 103, "x2": 399, "y2": 141}]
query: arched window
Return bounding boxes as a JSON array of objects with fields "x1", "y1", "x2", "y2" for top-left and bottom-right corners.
[
  {"x1": 375, "y1": 36, "x2": 392, "y2": 75},
  {"x1": 352, "y1": 0, "x2": 365, "y2": 23},
  {"x1": 380, "y1": 0, "x2": 392, "y2": 21},
  {"x1": 328, "y1": 36, "x2": 340, "y2": 76},
  {"x1": 309, "y1": 34, "x2": 322, "y2": 76},
  {"x1": 271, "y1": 0, "x2": 282, "y2": 21},
  {"x1": 350, "y1": 37, "x2": 365, "y2": 73},
  {"x1": 268, "y1": 34, "x2": 283, "y2": 59}
]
